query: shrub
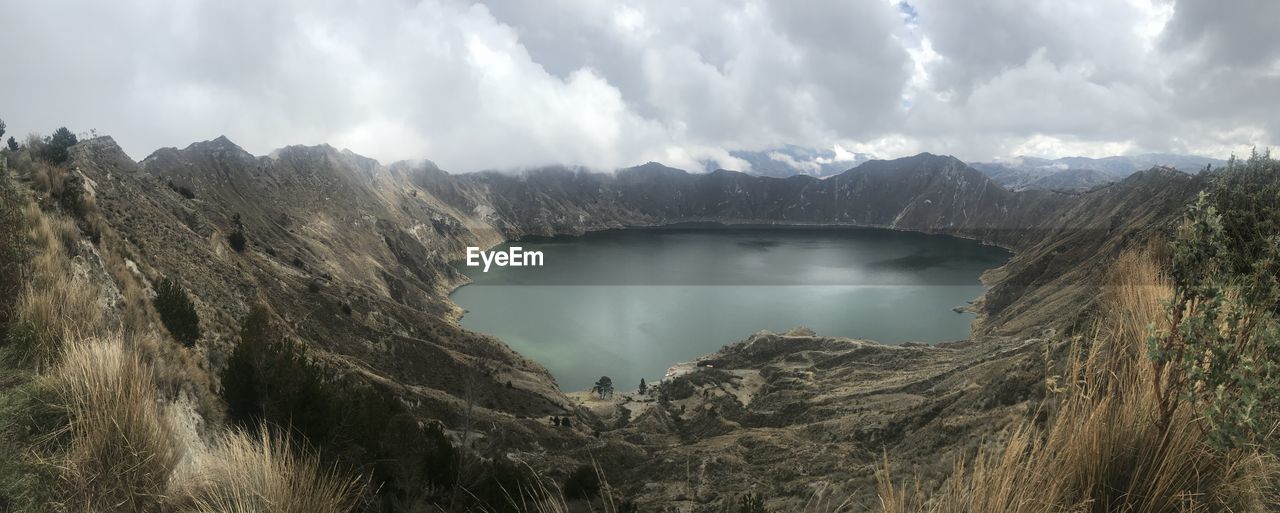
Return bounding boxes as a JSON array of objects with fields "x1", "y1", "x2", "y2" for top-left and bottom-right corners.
[
  {"x1": 228, "y1": 213, "x2": 246, "y2": 252},
  {"x1": 228, "y1": 229, "x2": 246, "y2": 252},
  {"x1": 563, "y1": 465, "x2": 600, "y2": 500},
  {"x1": 660, "y1": 377, "x2": 697, "y2": 401},
  {"x1": 153, "y1": 278, "x2": 200, "y2": 347},
  {"x1": 1150, "y1": 151, "x2": 1280, "y2": 451},
  {"x1": 168, "y1": 181, "x2": 195, "y2": 199}
]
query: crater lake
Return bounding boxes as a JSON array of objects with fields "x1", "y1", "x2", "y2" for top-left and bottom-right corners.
[{"x1": 450, "y1": 226, "x2": 1011, "y2": 392}]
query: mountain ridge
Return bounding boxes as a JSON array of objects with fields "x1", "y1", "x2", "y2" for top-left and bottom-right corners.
[{"x1": 57, "y1": 134, "x2": 1206, "y2": 510}]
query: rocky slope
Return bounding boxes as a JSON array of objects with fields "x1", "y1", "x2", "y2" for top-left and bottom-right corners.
[
  {"x1": 70, "y1": 137, "x2": 597, "y2": 473},
  {"x1": 65, "y1": 135, "x2": 1205, "y2": 511}
]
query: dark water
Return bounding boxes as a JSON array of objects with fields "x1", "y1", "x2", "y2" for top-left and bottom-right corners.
[{"x1": 450, "y1": 226, "x2": 1010, "y2": 391}]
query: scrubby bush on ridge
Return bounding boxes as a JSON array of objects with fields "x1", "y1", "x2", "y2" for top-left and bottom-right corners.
[
  {"x1": 153, "y1": 277, "x2": 201, "y2": 347},
  {"x1": 1152, "y1": 150, "x2": 1280, "y2": 451},
  {"x1": 876, "y1": 153, "x2": 1280, "y2": 512},
  {"x1": 228, "y1": 212, "x2": 246, "y2": 252}
]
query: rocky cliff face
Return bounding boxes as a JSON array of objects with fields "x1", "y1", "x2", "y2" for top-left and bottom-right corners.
[{"x1": 67, "y1": 135, "x2": 1203, "y2": 511}]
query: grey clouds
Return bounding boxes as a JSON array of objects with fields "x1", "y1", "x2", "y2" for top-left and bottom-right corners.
[{"x1": 0, "y1": 0, "x2": 1276, "y2": 172}]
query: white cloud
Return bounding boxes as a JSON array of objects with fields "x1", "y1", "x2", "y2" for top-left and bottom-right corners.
[{"x1": 0, "y1": 0, "x2": 1274, "y2": 170}]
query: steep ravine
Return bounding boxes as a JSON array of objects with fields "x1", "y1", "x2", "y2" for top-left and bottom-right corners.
[{"x1": 71, "y1": 136, "x2": 1202, "y2": 510}]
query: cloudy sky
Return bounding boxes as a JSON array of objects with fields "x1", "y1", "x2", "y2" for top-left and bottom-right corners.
[{"x1": 1, "y1": 0, "x2": 1276, "y2": 172}]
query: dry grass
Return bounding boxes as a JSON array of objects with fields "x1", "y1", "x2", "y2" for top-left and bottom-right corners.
[
  {"x1": 7, "y1": 201, "x2": 104, "y2": 370},
  {"x1": 877, "y1": 249, "x2": 1277, "y2": 513},
  {"x1": 176, "y1": 429, "x2": 364, "y2": 513},
  {"x1": 26, "y1": 159, "x2": 66, "y2": 197},
  {"x1": 486, "y1": 461, "x2": 632, "y2": 513},
  {"x1": 44, "y1": 335, "x2": 182, "y2": 512},
  {"x1": 3, "y1": 158, "x2": 364, "y2": 513}
]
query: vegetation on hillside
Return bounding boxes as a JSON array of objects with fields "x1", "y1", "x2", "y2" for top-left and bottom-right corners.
[
  {"x1": 1, "y1": 129, "x2": 627, "y2": 513},
  {"x1": 7, "y1": 125, "x2": 1272, "y2": 512},
  {"x1": 153, "y1": 278, "x2": 201, "y2": 347},
  {"x1": 228, "y1": 212, "x2": 246, "y2": 252},
  {"x1": 877, "y1": 152, "x2": 1280, "y2": 512},
  {"x1": 221, "y1": 305, "x2": 465, "y2": 511},
  {"x1": 0, "y1": 139, "x2": 361, "y2": 513}
]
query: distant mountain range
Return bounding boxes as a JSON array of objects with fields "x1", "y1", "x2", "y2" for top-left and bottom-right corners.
[
  {"x1": 970, "y1": 154, "x2": 1227, "y2": 192},
  {"x1": 710, "y1": 147, "x2": 1225, "y2": 192},
  {"x1": 703, "y1": 145, "x2": 870, "y2": 178}
]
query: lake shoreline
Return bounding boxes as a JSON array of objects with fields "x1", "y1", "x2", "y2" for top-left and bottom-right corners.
[{"x1": 447, "y1": 225, "x2": 1011, "y2": 391}]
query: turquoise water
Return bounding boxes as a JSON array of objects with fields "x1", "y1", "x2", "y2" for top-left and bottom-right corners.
[{"x1": 450, "y1": 226, "x2": 1010, "y2": 391}]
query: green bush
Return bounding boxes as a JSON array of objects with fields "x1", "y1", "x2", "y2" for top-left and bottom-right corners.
[
  {"x1": 661, "y1": 377, "x2": 697, "y2": 401},
  {"x1": 167, "y1": 182, "x2": 195, "y2": 199},
  {"x1": 153, "y1": 278, "x2": 200, "y2": 347},
  {"x1": 228, "y1": 213, "x2": 246, "y2": 252},
  {"x1": 228, "y1": 230, "x2": 246, "y2": 252},
  {"x1": 1152, "y1": 150, "x2": 1280, "y2": 451}
]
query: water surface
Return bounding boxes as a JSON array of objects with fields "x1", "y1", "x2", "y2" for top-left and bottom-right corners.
[{"x1": 450, "y1": 226, "x2": 1010, "y2": 391}]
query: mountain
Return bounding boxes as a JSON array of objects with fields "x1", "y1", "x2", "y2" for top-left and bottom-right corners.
[
  {"x1": 24, "y1": 136, "x2": 1207, "y2": 511},
  {"x1": 423, "y1": 153, "x2": 1074, "y2": 252},
  {"x1": 972, "y1": 153, "x2": 1225, "y2": 191},
  {"x1": 705, "y1": 145, "x2": 870, "y2": 178}
]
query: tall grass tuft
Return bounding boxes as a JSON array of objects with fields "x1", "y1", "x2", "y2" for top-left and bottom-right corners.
[
  {"x1": 489, "y1": 460, "x2": 632, "y2": 513},
  {"x1": 877, "y1": 249, "x2": 1277, "y2": 513},
  {"x1": 45, "y1": 335, "x2": 182, "y2": 512},
  {"x1": 7, "y1": 201, "x2": 103, "y2": 370},
  {"x1": 177, "y1": 428, "x2": 364, "y2": 513}
]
